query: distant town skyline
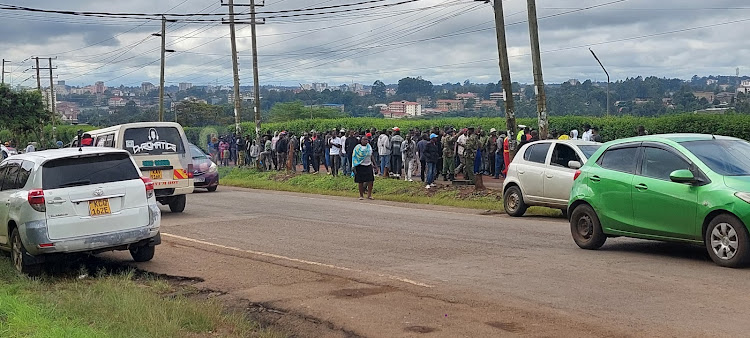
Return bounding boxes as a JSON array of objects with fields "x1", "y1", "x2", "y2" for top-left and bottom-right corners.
[{"x1": 0, "y1": 0, "x2": 746, "y2": 88}]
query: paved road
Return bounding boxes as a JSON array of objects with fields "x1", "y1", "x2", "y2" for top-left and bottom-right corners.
[{"x1": 107, "y1": 187, "x2": 750, "y2": 337}]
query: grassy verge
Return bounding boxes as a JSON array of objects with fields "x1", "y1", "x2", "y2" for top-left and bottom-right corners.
[
  {"x1": 218, "y1": 167, "x2": 562, "y2": 217},
  {"x1": 0, "y1": 260, "x2": 284, "y2": 338}
]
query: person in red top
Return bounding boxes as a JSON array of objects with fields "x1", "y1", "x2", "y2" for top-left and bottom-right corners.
[{"x1": 80, "y1": 133, "x2": 94, "y2": 146}]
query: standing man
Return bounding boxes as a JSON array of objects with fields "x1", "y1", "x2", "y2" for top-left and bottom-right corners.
[
  {"x1": 494, "y1": 133, "x2": 506, "y2": 179},
  {"x1": 301, "y1": 132, "x2": 313, "y2": 173},
  {"x1": 456, "y1": 128, "x2": 468, "y2": 178},
  {"x1": 377, "y1": 129, "x2": 391, "y2": 177},
  {"x1": 390, "y1": 127, "x2": 404, "y2": 178},
  {"x1": 424, "y1": 134, "x2": 440, "y2": 189},
  {"x1": 330, "y1": 130, "x2": 342, "y2": 177},
  {"x1": 271, "y1": 131, "x2": 280, "y2": 170},
  {"x1": 345, "y1": 130, "x2": 359, "y2": 176},
  {"x1": 289, "y1": 132, "x2": 299, "y2": 173},
  {"x1": 488, "y1": 128, "x2": 498, "y2": 177},
  {"x1": 236, "y1": 135, "x2": 246, "y2": 168},
  {"x1": 401, "y1": 131, "x2": 418, "y2": 182},
  {"x1": 582, "y1": 123, "x2": 593, "y2": 141},
  {"x1": 591, "y1": 126, "x2": 603, "y2": 142},
  {"x1": 275, "y1": 132, "x2": 288, "y2": 171},
  {"x1": 463, "y1": 127, "x2": 478, "y2": 184},
  {"x1": 417, "y1": 134, "x2": 429, "y2": 182},
  {"x1": 442, "y1": 128, "x2": 457, "y2": 181},
  {"x1": 24, "y1": 142, "x2": 35, "y2": 153}
]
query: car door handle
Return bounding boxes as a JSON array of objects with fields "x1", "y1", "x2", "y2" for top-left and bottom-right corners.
[
  {"x1": 590, "y1": 175, "x2": 601, "y2": 182},
  {"x1": 48, "y1": 198, "x2": 65, "y2": 205},
  {"x1": 546, "y1": 174, "x2": 554, "y2": 178},
  {"x1": 635, "y1": 183, "x2": 648, "y2": 191},
  {"x1": 518, "y1": 170, "x2": 525, "y2": 174}
]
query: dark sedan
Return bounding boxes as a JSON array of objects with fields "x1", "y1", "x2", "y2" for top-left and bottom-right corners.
[{"x1": 189, "y1": 143, "x2": 219, "y2": 192}]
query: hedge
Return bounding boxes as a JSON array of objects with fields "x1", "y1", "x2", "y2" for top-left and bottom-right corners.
[{"x1": 222, "y1": 113, "x2": 750, "y2": 143}]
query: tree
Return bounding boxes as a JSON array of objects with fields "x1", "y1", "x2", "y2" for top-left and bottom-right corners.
[
  {"x1": 0, "y1": 85, "x2": 49, "y2": 141},
  {"x1": 372, "y1": 80, "x2": 386, "y2": 100},
  {"x1": 396, "y1": 77, "x2": 434, "y2": 99},
  {"x1": 464, "y1": 98, "x2": 476, "y2": 111}
]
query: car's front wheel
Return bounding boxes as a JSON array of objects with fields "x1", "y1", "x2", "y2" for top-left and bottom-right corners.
[
  {"x1": 705, "y1": 214, "x2": 750, "y2": 268},
  {"x1": 10, "y1": 228, "x2": 41, "y2": 275},
  {"x1": 570, "y1": 204, "x2": 606, "y2": 249},
  {"x1": 503, "y1": 186, "x2": 527, "y2": 217},
  {"x1": 207, "y1": 186, "x2": 217, "y2": 192},
  {"x1": 130, "y1": 245, "x2": 155, "y2": 262}
]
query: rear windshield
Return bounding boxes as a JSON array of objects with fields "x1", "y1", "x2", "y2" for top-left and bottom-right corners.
[
  {"x1": 123, "y1": 127, "x2": 185, "y2": 156},
  {"x1": 42, "y1": 153, "x2": 140, "y2": 190}
]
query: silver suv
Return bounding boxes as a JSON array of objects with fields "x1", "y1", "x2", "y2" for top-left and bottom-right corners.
[{"x1": 1, "y1": 147, "x2": 161, "y2": 274}]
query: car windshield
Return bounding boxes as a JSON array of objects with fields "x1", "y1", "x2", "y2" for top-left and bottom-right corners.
[
  {"x1": 190, "y1": 145, "x2": 207, "y2": 160},
  {"x1": 578, "y1": 145, "x2": 601, "y2": 159},
  {"x1": 681, "y1": 140, "x2": 750, "y2": 176}
]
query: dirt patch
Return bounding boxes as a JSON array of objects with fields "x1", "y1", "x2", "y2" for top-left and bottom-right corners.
[
  {"x1": 330, "y1": 286, "x2": 396, "y2": 299},
  {"x1": 486, "y1": 321, "x2": 524, "y2": 333},
  {"x1": 404, "y1": 325, "x2": 438, "y2": 334}
]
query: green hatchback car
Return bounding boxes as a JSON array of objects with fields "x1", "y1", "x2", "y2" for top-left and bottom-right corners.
[{"x1": 568, "y1": 134, "x2": 750, "y2": 268}]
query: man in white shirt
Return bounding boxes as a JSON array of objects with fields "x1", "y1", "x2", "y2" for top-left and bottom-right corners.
[
  {"x1": 455, "y1": 130, "x2": 468, "y2": 176},
  {"x1": 581, "y1": 123, "x2": 592, "y2": 141},
  {"x1": 377, "y1": 130, "x2": 391, "y2": 176},
  {"x1": 24, "y1": 142, "x2": 35, "y2": 153},
  {"x1": 329, "y1": 131, "x2": 343, "y2": 177}
]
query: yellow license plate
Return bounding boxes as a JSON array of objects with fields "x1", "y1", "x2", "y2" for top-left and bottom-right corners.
[
  {"x1": 150, "y1": 170, "x2": 163, "y2": 180},
  {"x1": 89, "y1": 199, "x2": 111, "y2": 217}
]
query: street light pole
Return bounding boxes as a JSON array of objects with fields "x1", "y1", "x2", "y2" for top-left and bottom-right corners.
[{"x1": 589, "y1": 48, "x2": 610, "y2": 116}]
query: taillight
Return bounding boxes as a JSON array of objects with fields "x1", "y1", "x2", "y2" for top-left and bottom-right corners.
[
  {"x1": 573, "y1": 170, "x2": 582, "y2": 180},
  {"x1": 187, "y1": 164, "x2": 194, "y2": 178},
  {"x1": 141, "y1": 177, "x2": 155, "y2": 199},
  {"x1": 28, "y1": 189, "x2": 46, "y2": 212}
]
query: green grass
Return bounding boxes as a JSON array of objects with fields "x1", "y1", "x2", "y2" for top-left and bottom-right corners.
[
  {"x1": 219, "y1": 167, "x2": 563, "y2": 217},
  {"x1": 0, "y1": 261, "x2": 285, "y2": 338}
]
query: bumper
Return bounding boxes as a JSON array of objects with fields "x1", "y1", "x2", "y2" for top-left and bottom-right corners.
[
  {"x1": 22, "y1": 204, "x2": 161, "y2": 256},
  {"x1": 194, "y1": 172, "x2": 219, "y2": 188}
]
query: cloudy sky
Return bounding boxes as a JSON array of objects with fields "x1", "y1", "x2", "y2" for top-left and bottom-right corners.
[{"x1": 0, "y1": 0, "x2": 746, "y2": 88}]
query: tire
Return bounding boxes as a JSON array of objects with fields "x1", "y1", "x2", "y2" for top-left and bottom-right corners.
[
  {"x1": 207, "y1": 185, "x2": 217, "y2": 192},
  {"x1": 705, "y1": 214, "x2": 750, "y2": 268},
  {"x1": 168, "y1": 194, "x2": 186, "y2": 213},
  {"x1": 129, "y1": 245, "x2": 155, "y2": 262},
  {"x1": 570, "y1": 204, "x2": 607, "y2": 250},
  {"x1": 10, "y1": 228, "x2": 41, "y2": 275},
  {"x1": 503, "y1": 186, "x2": 528, "y2": 217}
]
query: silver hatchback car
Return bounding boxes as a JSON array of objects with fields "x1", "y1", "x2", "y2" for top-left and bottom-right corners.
[
  {"x1": 503, "y1": 140, "x2": 600, "y2": 217},
  {"x1": 1, "y1": 147, "x2": 161, "y2": 274}
]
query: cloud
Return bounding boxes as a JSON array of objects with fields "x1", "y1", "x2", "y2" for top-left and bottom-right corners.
[{"x1": 0, "y1": 0, "x2": 746, "y2": 87}]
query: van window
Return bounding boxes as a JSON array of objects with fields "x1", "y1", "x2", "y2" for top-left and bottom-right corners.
[
  {"x1": 96, "y1": 133, "x2": 115, "y2": 148},
  {"x1": 123, "y1": 127, "x2": 185, "y2": 156},
  {"x1": 42, "y1": 153, "x2": 140, "y2": 190}
]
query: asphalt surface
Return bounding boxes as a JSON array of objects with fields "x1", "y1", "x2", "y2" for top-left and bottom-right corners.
[{"x1": 105, "y1": 187, "x2": 750, "y2": 337}]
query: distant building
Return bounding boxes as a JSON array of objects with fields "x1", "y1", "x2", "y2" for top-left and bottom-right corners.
[
  {"x1": 385, "y1": 88, "x2": 396, "y2": 96},
  {"x1": 95, "y1": 81, "x2": 106, "y2": 94},
  {"x1": 56, "y1": 101, "x2": 80, "y2": 123},
  {"x1": 384, "y1": 100, "x2": 421, "y2": 118},
  {"x1": 141, "y1": 82, "x2": 155, "y2": 93},
  {"x1": 436, "y1": 99, "x2": 464, "y2": 112},
  {"x1": 108, "y1": 96, "x2": 126, "y2": 107},
  {"x1": 706, "y1": 79, "x2": 718, "y2": 86},
  {"x1": 693, "y1": 91, "x2": 715, "y2": 102},
  {"x1": 179, "y1": 82, "x2": 193, "y2": 91},
  {"x1": 490, "y1": 92, "x2": 506, "y2": 102},
  {"x1": 715, "y1": 92, "x2": 735, "y2": 104},
  {"x1": 738, "y1": 80, "x2": 750, "y2": 95},
  {"x1": 41, "y1": 88, "x2": 57, "y2": 111},
  {"x1": 567, "y1": 79, "x2": 580, "y2": 86},
  {"x1": 456, "y1": 93, "x2": 478, "y2": 101},
  {"x1": 312, "y1": 83, "x2": 328, "y2": 92}
]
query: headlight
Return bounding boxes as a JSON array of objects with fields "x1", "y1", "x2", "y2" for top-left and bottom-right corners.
[
  {"x1": 735, "y1": 192, "x2": 750, "y2": 204},
  {"x1": 208, "y1": 162, "x2": 218, "y2": 173}
]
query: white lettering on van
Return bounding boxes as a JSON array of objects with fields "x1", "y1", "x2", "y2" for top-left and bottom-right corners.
[{"x1": 132, "y1": 141, "x2": 177, "y2": 154}]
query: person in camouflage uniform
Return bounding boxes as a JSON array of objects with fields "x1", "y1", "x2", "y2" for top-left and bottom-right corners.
[
  {"x1": 463, "y1": 127, "x2": 479, "y2": 183},
  {"x1": 442, "y1": 128, "x2": 458, "y2": 181},
  {"x1": 479, "y1": 129, "x2": 491, "y2": 175}
]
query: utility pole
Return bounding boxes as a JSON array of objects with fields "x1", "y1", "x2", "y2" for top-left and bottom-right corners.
[
  {"x1": 1, "y1": 59, "x2": 10, "y2": 85},
  {"x1": 250, "y1": 0, "x2": 262, "y2": 142},
  {"x1": 227, "y1": 0, "x2": 242, "y2": 136},
  {"x1": 526, "y1": 0, "x2": 548, "y2": 139},
  {"x1": 48, "y1": 58, "x2": 57, "y2": 143},
  {"x1": 488, "y1": 0, "x2": 518, "y2": 160},
  {"x1": 35, "y1": 57, "x2": 41, "y2": 92},
  {"x1": 158, "y1": 15, "x2": 167, "y2": 122},
  {"x1": 589, "y1": 48, "x2": 610, "y2": 116}
]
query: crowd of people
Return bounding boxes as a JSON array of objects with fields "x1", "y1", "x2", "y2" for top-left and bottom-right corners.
[{"x1": 209, "y1": 123, "x2": 649, "y2": 194}]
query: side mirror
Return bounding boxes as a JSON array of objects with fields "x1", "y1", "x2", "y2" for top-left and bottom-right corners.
[
  {"x1": 670, "y1": 169, "x2": 695, "y2": 183},
  {"x1": 568, "y1": 160, "x2": 582, "y2": 169}
]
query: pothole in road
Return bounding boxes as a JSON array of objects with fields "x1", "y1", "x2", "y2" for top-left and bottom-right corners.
[
  {"x1": 404, "y1": 325, "x2": 438, "y2": 334},
  {"x1": 330, "y1": 286, "x2": 396, "y2": 299},
  {"x1": 486, "y1": 321, "x2": 524, "y2": 332}
]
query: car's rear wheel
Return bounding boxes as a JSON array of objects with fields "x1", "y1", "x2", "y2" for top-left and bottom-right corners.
[
  {"x1": 169, "y1": 194, "x2": 186, "y2": 213},
  {"x1": 705, "y1": 214, "x2": 750, "y2": 268},
  {"x1": 503, "y1": 186, "x2": 527, "y2": 217},
  {"x1": 207, "y1": 186, "x2": 217, "y2": 192},
  {"x1": 570, "y1": 204, "x2": 606, "y2": 249},
  {"x1": 129, "y1": 245, "x2": 155, "y2": 262},
  {"x1": 10, "y1": 228, "x2": 41, "y2": 275}
]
